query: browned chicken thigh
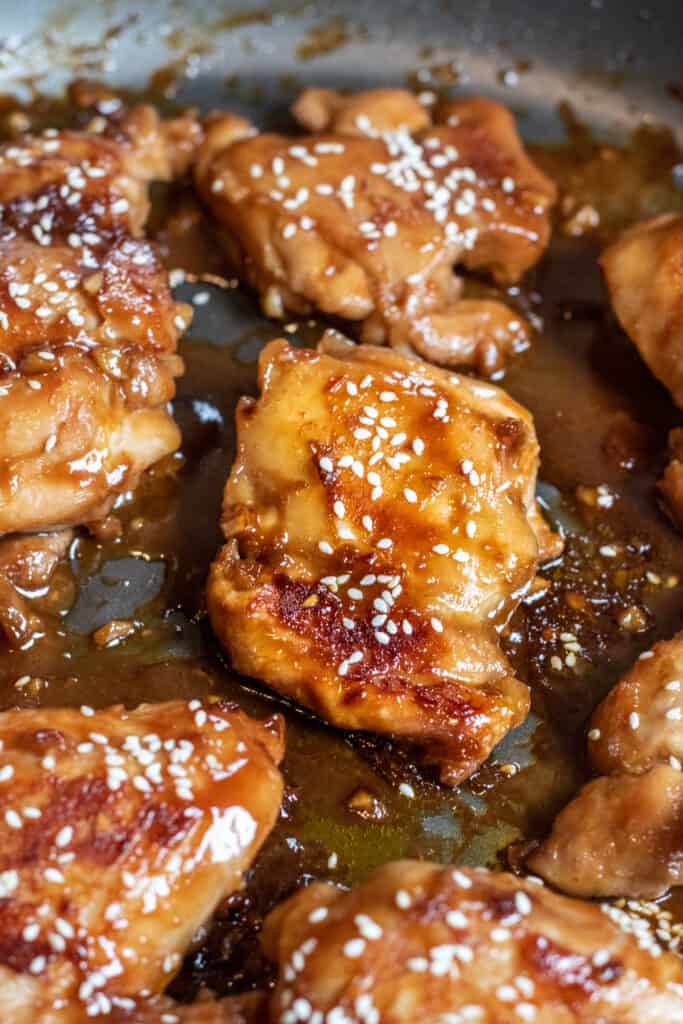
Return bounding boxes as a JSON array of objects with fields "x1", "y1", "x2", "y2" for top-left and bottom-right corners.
[
  {"x1": 195, "y1": 88, "x2": 556, "y2": 376},
  {"x1": 259, "y1": 861, "x2": 683, "y2": 1023},
  {"x1": 528, "y1": 632, "x2": 683, "y2": 898},
  {"x1": 0, "y1": 104, "x2": 201, "y2": 646},
  {"x1": 0, "y1": 104, "x2": 200, "y2": 539},
  {"x1": 601, "y1": 214, "x2": 683, "y2": 526},
  {"x1": 601, "y1": 213, "x2": 683, "y2": 407},
  {"x1": 0, "y1": 699, "x2": 284, "y2": 1023},
  {"x1": 208, "y1": 336, "x2": 561, "y2": 786}
]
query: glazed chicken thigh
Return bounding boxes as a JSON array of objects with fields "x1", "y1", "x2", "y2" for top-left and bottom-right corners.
[
  {"x1": 0, "y1": 699, "x2": 284, "y2": 1022},
  {"x1": 601, "y1": 214, "x2": 683, "y2": 526},
  {"x1": 195, "y1": 88, "x2": 556, "y2": 376},
  {"x1": 260, "y1": 861, "x2": 683, "y2": 1023},
  {"x1": 528, "y1": 632, "x2": 683, "y2": 898},
  {"x1": 208, "y1": 336, "x2": 561, "y2": 785},
  {"x1": 601, "y1": 213, "x2": 683, "y2": 408},
  {"x1": 0, "y1": 104, "x2": 200, "y2": 540}
]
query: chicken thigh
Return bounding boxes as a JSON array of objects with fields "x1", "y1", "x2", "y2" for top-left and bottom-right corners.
[
  {"x1": 207, "y1": 337, "x2": 561, "y2": 785},
  {"x1": 0, "y1": 699, "x2": 284, "y2": 1022},
  {"x1": 601, "y1": 214, "x2": 683, "y2": 527},
  {"x1": 260, "y1": 860, "x2": 683, "y2": 1023},
  {"x1": 528, "y1": 632, "x2": 683, "y2": 898},
  {"x1": 195, "y1": 88, "x2": 556, "y2": 376},
  {"x1": 0, "y1": 104, "x2": 200, "y2": 539},
  {"x1": 601, "y1": 213, "x2": 683, "y2": 408}
]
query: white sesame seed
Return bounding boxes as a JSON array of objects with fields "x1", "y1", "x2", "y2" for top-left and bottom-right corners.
[
  {"x1": 431, "y1": 617, "x2": 444, "y2": 633},
  {"x1": 343, "y1": 938, "x2": 366, "y2": 958},
  {"x1": 55, "y1": 826, "x2": 73, "y2": 848}
]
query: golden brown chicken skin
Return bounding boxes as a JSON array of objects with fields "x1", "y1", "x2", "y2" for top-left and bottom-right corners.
[
  {"x1": 207, "y1": 337, "x2": 561, "y2": 786},
  {"x1": 0, "y1": 105, "x2": 200, "y2": 540},
  {"x1": 195, "y1": 88, "x2": 556, "y2": 376},
  {"x1": 0, "y1": 699, "x2": 284, "y2": 1023},
  {"x1": 260, "y1": 861, "x2": 683, "y2": 1024},
  {"x1": 528, "y1": 632, "x2": 683, "y2": 899}
]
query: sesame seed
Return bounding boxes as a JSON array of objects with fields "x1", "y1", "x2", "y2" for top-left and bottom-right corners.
[
  {"x1": 399, "y1": 782, "x2": 415, "y2": 798},
  {"x1": 404, "y1": 488, "x2": 418, "y2": 504},
  {"x1": 629, "y1": 711, "x2": 640, "y2": 730},
  {"x1": 431, "y1": 617, "x2": 444, "y2": 633},
  {"x1": 319, "y1": 541, "x2": 333, "y2": 555},
  {"x1": 55, "y1": 826, "x2": 73, "y2": 848},
  {"x1": 344, "y1": 939, "x2": 366, "y2": 958}
]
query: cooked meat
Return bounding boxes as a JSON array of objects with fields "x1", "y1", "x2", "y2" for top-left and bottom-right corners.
[
  {"x1": 600, "y1": 215, "x2": 683, "y2": 528},
  {"x1": 601, "y1": 213, "x2": 683, "y2": 408},
  {"x1": 658, "y1": 427, "x2": 683, "y2": 530},
  {"x1": 528, "y1": 631, "x2": 683, "y2": 899},
  {"x1": 0, "y1": 699, "x2": 284, "y2": 1022},
  {"x1": 527, "y1": 766, "x2": 683, "y2": 899},
  {"x1": 590, "y1": 632, "x2": 683, "y2": 775},
  {"x1": 207, "y1": 336, "x2": 561, "y2": 786},
  {"x1": 195, "y1": 88, "x2": 556, "y2": 376},
  {"x1": 260, "y1": 860, "x2": 683, "y2": 1023},
  {"x1": 0, "y1": 105, "x2": 201, "y2": 539}
]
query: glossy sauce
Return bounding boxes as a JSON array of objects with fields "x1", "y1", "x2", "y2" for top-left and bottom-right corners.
[{"x1": 1, "y1": 96, "x2": 682, "y2": 998}]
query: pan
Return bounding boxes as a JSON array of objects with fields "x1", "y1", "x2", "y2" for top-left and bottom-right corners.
[{"x1": 0, "y1": 0, "x2": 682, "y2": 1001}]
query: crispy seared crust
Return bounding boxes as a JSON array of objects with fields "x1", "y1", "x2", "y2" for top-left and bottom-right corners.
[
  {"x1": 208, "y1": 339, "x2": 561, "y2": 785},
  {"x1": 195, "y1": 89, "x2": 556, "y2": 375},
  {"x1": 0, "y1": 700, "x2": 284, "y2": 1021},
  {"x1": 261, "y1": 861, "x2": 683, "y2": 1023}
]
